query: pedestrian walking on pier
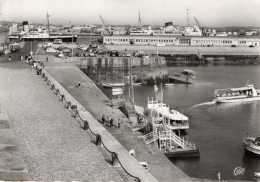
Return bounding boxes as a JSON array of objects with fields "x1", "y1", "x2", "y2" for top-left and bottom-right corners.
[
  {"x1": 46, "y1": 56, "x2": 48, "y2": 62},
  {"x1": 8, "y1": 56, "x2": 11, "y2": 62},
  {"x1": 102, "y1": 115, "x2": 105, "y2": 124},
  {"x1": 77, "y1": 81, "x2": 81, "y2": 87},
  {"x1": 108, "y1": 115, "x2": 113, "y2": 127}
]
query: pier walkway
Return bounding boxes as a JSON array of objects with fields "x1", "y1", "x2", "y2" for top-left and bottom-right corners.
[
  {"x1": 0, "y1": 59, "x2": 125, "y2": 181},
  {"x1": 37, "y1": 53, "x2": 190, "y2": 181}
]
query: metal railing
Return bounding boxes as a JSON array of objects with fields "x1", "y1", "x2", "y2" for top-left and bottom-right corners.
[{"x1": 34, "y1": 64, "x2": 140, "y2": 182}]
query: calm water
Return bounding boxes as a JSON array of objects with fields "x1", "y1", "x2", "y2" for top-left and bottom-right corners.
[{"x1": 132, "y1": 64, "x2": 260, "y2": 181}]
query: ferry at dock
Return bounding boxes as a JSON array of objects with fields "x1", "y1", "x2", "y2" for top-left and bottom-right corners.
[
  {"x1": 242, "y1": 136, "x2": 260, "y2": 156},
  {"x1": 213, "y1": 84, "x2": 260, "y2": 103},
  {"x1": 147, "y1": 98, "x2": 189, "y2": 130}
]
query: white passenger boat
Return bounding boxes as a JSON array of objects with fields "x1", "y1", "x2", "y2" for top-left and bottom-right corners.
[
  {"x1": 147, "y1": 98, "x2": 189, "y2": 130},
  {"x1": 254, "y1": 172, "x2": 260, "y2": 178},
  {"x1": 102, "y1": 83, "x2": 125, "y2": 88},
  {"x1": 214, "y1": 84, "x2": 260, "y2": 103},
  {"x1": 242, "y1": 136, "x2": 260, "y2": 156}
]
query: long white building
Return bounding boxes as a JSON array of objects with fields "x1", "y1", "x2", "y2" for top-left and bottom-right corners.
[{"x1": 103, "y1": 35, "x2": 260, "y2": 47}]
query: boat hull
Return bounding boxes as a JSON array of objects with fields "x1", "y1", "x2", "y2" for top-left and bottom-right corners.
[
  {"x1": 102, "y1": 83, "x2": 125, "y2": 88},
  {"x1": 215, "y1": 96, "x2": 260, "y2": 103},
  {"x1": 242, "y1": 142, "x2": 260, "y2": 156}
]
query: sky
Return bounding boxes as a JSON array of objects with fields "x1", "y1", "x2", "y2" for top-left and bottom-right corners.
[{"x1": 0, "y1": 0, "x2": 260, "y2": 27}]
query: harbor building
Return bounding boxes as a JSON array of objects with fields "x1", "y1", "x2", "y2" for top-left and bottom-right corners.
[
  {"x1": 103, "y1": 35, "x2": 260, "y2": 47},
  {"x1": 0, "y1": 27, "x2": 10, "y2": 50}
]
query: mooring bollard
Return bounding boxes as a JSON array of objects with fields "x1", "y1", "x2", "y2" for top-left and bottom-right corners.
[
  {"x1": 83, "y1": 121, "x2": 89, "y2": 130},
  {"x1": 95, "y1": 134, "x2": 101, "y2": 146},
  {"x1": 59, "y1": 94, "x2": 64, "y2": 101},
  {"x1": 70, "y1": 105, "x2": 77, "y2": 118}
]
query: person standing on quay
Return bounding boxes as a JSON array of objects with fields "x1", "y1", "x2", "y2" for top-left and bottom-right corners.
[
  {"x1": 8, "y1": 55, "x2": 11, "y2": 62},
  {"x1": 102, "y1": 115, "x2": 105, "y2": 124}
]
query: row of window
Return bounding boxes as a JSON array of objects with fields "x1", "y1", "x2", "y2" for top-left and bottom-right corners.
[
  {"x1": 194, "y1": 40, "x2": 233, "y2": 44},
  {"x1": 104, "y1": 37, "x2": 260, "y2": 45},
  {"x1": 104, "y1": 38, "x2": 176, "y2": 43}
]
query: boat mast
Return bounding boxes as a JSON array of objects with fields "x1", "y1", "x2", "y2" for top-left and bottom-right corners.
[
  {"x1": 47, "y1": 12, "x2": 50, "y2": 36},
  {"x1": 129, "y1": 57, "x2": 135, "y2": 105}
]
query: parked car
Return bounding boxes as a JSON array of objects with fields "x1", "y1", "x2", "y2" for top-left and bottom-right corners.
[
  {"x1": 57, "y1": 46, "x2": 67, "y2": 51},
  {"x1": 75, "y1": 52, "x2": 83, "y2": 57},
  {"x1": 0, "y1": 50, "x2": 5, "y2": 56},
  {"x1": 108, "y1": 50, "x2": 119, "y2": 57},
  {"x1": 89, "y1": 44, "x2": 98, "y2": 48},
  {"x1": 42, "y1": 42, "x2": 53, "y2": 48},
  {"x1": 88, "y1": 53, "x2": 97, "y2": 57},
  {"x1": 45, "y1": 47, "x2": 57, "y2": 53},
  {"x1": 77, "y1": 45, "x2": 88, "y2": 51},
  {"x1": 96, "y1": 50, "x2": 106, "y2": 55},
  {"x1": 63, "y1": 48, "x2": 72, "y2": 53},
  {"x1": 83, "y1": 52, "x2": 89, "y2": 57},
  {"x1": 122, "y1": 53, "x2": 131, "y2": 57},
  {"x1": 57, "y1": 53, "x2": 64, "y2": 58},
  {"x1": 249, "y1": 45, "x2": 255, "y2": 48},
  {"x1": 231, "y1": 44, "x2": 237, "y2": 47}
]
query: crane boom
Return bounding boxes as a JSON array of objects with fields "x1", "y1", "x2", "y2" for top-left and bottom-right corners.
[
  {"x1": 99, "y1": 15, "x2": 106, "y2": 27},
  {"x1": 194, "y1": 17, "x2": 201, "y2": 28}
]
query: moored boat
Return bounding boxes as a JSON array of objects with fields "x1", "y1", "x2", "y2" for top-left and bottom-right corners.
[
  {"x1": 102, "y1": 83, "x2": 125, "y2": 88},
  {"x1": 147, "y1": 98, "x2": 189, "y2": 130},
  {"x1": 214, "y1": 84, "x2": 260, "y2": 103},
  {"x1": 242, "y1": 136, "x2": 260, "y2": 156}
]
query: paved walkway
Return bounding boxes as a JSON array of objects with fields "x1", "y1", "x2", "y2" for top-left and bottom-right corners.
[{"x1": 0, "y1": 62, "x2": 124, "y2": 181}]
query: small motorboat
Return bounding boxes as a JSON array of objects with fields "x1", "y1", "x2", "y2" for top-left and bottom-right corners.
[
  {"x1": 242, "y1": 135, "x2": 260, "y2": 156},
  {"x1": 254, "y1": 172, "x2": 260, "y2": 178},
  {"x1": 181, "y1": 69, "x2": 195, "y2": 76}
]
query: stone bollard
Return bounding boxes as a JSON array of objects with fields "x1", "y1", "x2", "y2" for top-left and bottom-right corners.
[
  {"x1": 111, "y1": 152, "x2": 119, "y2": 167},
  {"x1": 54, "y1": 88, "x2": 59, "y2": 95},
  {"x1": 59, "y1": 94, "x2": 64, "y2": 101},
  {"x1": 70, "y1": 105, "x2": 77, "y2": 118},
  {"x1": 83, "y1": 121, "x2": 89, "y2": 130},
  {"x1": 65, "y1": 101, "x2": 71, "y2": 109}
]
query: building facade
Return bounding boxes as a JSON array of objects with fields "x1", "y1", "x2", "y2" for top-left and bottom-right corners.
[
  {"x1": 0, "y1": 27, "x2": 10, "y2": 50},
  {"x1": 103, "y1": 35, "x2": 260, "y2": 47}
]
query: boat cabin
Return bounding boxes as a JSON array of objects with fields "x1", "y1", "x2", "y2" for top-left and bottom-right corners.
[{"x1": 214, "y1": 85, "x2": 259, "y2": 98}]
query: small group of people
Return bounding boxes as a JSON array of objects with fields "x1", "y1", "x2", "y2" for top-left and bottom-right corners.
[{"x1": 102, "y1": 115, "x2": 114, "y2": 127}]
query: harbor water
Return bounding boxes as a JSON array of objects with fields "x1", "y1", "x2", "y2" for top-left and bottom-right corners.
[{"x1": 131, "y1": 64, "x2": 260, "y2": 181}]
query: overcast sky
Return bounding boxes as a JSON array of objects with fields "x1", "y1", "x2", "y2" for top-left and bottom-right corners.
[{"x1": 0, "y1": 0, "x2": 260, "y2": 27}]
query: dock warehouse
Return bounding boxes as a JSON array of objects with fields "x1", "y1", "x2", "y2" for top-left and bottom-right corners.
[{"x1": 103, "y1": 35, "x2": 260, "y2": 47}]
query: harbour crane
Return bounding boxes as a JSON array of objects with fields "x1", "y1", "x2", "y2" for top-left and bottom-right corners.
[
  {"x1": 99, "y1": 15, "x2": 107, "y2": 28},
  {"x1": 194, "y1": 17, "x2": 206, "y2": 35},
  {"x1": 99, "y1": 15, "x2": 110, "y2": 35}
]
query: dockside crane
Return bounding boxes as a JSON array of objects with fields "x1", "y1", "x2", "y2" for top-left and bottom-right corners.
[
  {"x1": 194, "y1": 17, "x2": 206, "y2": 35},
  {"x1": 99, "y1": 15, "x2": 110, "y2": 35}
]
